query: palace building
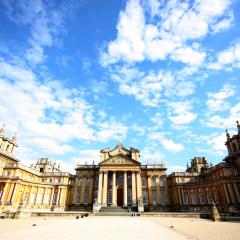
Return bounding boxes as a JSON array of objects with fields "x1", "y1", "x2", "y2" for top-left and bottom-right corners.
[{"x1": 0, "y1": 122, "x2": 240, "y2": 217}]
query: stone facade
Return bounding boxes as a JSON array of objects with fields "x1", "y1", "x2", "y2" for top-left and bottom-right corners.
[{"x1": 0, "y1": 122, "x2": 240, "y2": 216}]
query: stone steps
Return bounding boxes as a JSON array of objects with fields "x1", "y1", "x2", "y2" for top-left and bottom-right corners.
[{"x1": 95, "y1": 206, "x2": 134, "y2": 216}]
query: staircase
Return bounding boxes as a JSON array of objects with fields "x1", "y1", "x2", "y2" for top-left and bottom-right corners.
[{"x1": 95, "y1": 206, "x2": 133, "y2": 216}]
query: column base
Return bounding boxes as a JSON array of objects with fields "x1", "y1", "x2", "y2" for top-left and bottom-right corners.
[
  {"x1": 102, "y1": 203, "x2": 107, "y2": 207},
  {"x1": 111, "y1": 203, "x2": 117, "y2": 207},
  {"x1": 123, "y1": 204, "x2": 128, "y2": 207}
]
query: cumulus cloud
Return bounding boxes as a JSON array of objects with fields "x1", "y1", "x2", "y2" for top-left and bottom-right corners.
[
  {"x1": 168, "y1": 101, "x2": 197, "y2": 125},
  {"x1": 206, "y1": 83, "x2": 236, "y2": 112},
  {"x1": 1, "y1": 0, "x2": 67, "y2": 65},
  {"x1": 0, "y1": 60, "x2": 129, "y2": 162},
  {"x1": 101, "y1": 0, "x2": 233, "y2": 66},
  {"x1": 209, "y1": 41, "x2": 240, "y2": 70},
  {"x1": 161, "y1": 139, "x2": 184, "y2": 153}
]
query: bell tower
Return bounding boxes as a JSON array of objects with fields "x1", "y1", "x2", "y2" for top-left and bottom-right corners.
[{"x1": 0, "y1": 124, "x2": 18, "y2": 156}]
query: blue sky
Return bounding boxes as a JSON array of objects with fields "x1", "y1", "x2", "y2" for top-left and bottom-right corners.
[{"x1": 0, "y1": 0, "x2": 240, "y2": 173}]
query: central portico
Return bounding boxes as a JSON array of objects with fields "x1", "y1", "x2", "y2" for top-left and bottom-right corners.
[{"x1": 97, "y1": 143, "x2": 142, "y2": 208}]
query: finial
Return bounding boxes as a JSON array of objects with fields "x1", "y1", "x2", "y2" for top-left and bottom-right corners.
[
  {"x1": 237, "y1": 120, "x2": 240, "y2": 134},
  {"x1": 0, "y1": 124, "x2": 6, "y2": 136},
  {"x1": 117, "y1": 140, "x2": 123, "y2": 147},
  {"x1": 12, "y1": 132, "x2": 17, "y2": 143},
  {"x1": 225, "y1": 129, "x2": 230, "y2": 139}
]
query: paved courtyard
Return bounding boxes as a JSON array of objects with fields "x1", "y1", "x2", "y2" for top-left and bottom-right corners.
[
  {"x1": 0, "y1": 217, "x2": 191, "y2": 240},
  {"x1": 0, "y1": 217, "x2": 239, "y2": 240}
]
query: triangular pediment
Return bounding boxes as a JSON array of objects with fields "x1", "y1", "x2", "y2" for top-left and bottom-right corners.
[
  {"x1": 109, "y1": 146, "x2": 130, "y2": 157},
  {"x1": 100, "y1": 155, "x2": 140, "y2": 165}
]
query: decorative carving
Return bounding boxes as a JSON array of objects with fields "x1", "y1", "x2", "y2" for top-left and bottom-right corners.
[{"x1": 102, "y1": 156, "x2": 134, "y2": 165}]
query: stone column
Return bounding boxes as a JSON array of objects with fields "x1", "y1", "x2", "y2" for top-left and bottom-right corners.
[
  {"x1": 227, "y1": 183, "x2": 236, "y2": 203},
  {"x1": 136, "y1": 172, "x2": 142, "y2": 201},
  {"x1": 123, "y1": 171, "x2": 128, "y2": 207},
  {"x1": 131, "y1": 172, "x2": 136, "y2": 206},
  {"x1": 88, "y1": 175, "x2": 94, "y2": 205},
  {"x1": 178, "y1": 188, "x2": 182, "y2": 205},
  {"x1": 50, "y1": 188, "x2": 54, "y2": 205},
  {"x1": 80, "y1": 176, "x2": 86, "y2": 204},
  {"x1": 223, "y1": 184, "x2": 230, "y2": 204},
  {"x1": 34, "y1": 187, "x2": 40, "y2": 205},
  {"x1": 56, "y1": 188, "x2": 61, "y2": 205},
  {"x1": 112, "y1": 171, "x2": 117, "y2": 206},
  {"x1": 97, "y1": 171, "x2": 103, "y2": 205},
  {"x1": 42, "y1": 187, "x2": 47, "y2": 205},
  {"x1": 233, "y1": 183, "x2": 240, "y2": 203},
  {"x1": 1, "y1": 182, "x2": 9, "y2": 203},
  {"x1": 156, "y1": 176, "x2": 160, "y2": 206},
  {"x1": 180, "y1": 189, "x2": 185, "y2": 205},
  {"x1": 147, "y1": 175, "x2": 152, "y2": 206},
  {"x1": 6, "y1": 183, "x2": 15, "y2": 202},
  {"x1": 102, "y1": 171, "x2": 108, "y2": 206},
  {"x1": 73, "y1": 177, "x2": 78, "y2": 204},
  {"x1": 27, "y1": 186, "x2": 33, "y2": 205}
]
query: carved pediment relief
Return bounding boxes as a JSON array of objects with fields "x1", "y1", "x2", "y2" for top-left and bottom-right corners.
[{"x1": 100, "y1": 156, "x2": 139, "y2": 165}]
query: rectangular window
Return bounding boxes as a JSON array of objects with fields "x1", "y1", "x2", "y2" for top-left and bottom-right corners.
[
  {"x1": 93, "y1": 190, "x2": 98, "y2": 203},
  {"x1": 183, "y1": 190, "x2": 189, "y2": 204},
  {"x1": 213, "y1": 191, "x2": 219, "y2": 204},
  {"x1": 199, "y1": 193, "x2": 204, "y2": 204},
  {"x1": 108, "y1": 189, "x2": 112, "y2": 204},
  {"x1": 37, "y1": 193, "x2": 43, "y2": 204},
  {"x1": 127, "y1": 188, "x2": 132, "y2": 204},
  {"x1": 29, "y1": 193, "x2": 36, "y2": 204},
  {"x1": 45, "y1": 194, "x2": 51, "y2": 205},
  {"x1": 207, "y1": 193, "x2": 212, "y2": 204},
  {"x1": 160, "y1": 189, "x2": 165, "y2": 204},
  {"x1": 84, "y1": 191, "x2": 89, "y2": 204},
  {"x1": 22, "y1": 192, "x2": 29, "y2": 204},
  {"x1": 191, "y1": 192, "x2": 197, "y2": 204},
  {"x1": 76, "y1": 188, "x2": 81, "y2": 204},
  {"x1": 152, "y1": 190, "x2": 156, "y2": 206},
  {"x1": 142, "y1": 189, "x2": 148, "y2": 205}
]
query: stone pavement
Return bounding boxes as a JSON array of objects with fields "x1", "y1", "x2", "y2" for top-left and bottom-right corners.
[{"x1": 0, "y1": 217, "x2": 193, "y2": 240}]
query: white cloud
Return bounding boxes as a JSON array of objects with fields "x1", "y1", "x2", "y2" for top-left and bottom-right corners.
[
  {"x1": 168, "y1": 101, "x2": 197, "y2": 125},
  {"x1": 209, "y1": 42, "x2": 240, "y2": 70},
  {"x1": 198, "y1": 133, "x2": 228, "y2": 157},
  {"x1": 73, "y1": 149, "x2": 101, "y2": 165},
  {"x1": 206, "y1": 83, "x2": 236, "y2": 112},
  {"x1": 211, "y1": 12, "x2": 234, "y2": 34},
  {"x1": 102, "y1": 0, "x2": 233, "y2": 66},
  {"x1": 206, "y1": 101, "x2": 240, "y2": 128},
  {"x1": 161, "y1": 139, "x2": 184, "y2": 153},
  {"x1": 2, "y1": 0, "x2": 66, "y2": 65},
  {"x1": 141, "y1": 147, "x2": 165, "y2": 164},
  {"x1": 0, "y1": 60, "x2": 129, "y2": 162},
  {"x1": 110, "y1": 65, "x2": 198, "y2": 107}
]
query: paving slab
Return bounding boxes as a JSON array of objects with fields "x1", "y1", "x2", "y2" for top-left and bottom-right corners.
[{"x1": 0, "y1": 217, "x2": 192, "y2": 240}]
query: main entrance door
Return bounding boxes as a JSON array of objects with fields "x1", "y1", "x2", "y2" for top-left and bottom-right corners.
[{"x1": 117, "y1": 188, "x2": 123, "y2": 206}]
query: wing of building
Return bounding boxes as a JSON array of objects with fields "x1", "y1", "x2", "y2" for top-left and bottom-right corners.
[{"x1": 0, "y1": 122, "x2": 240, "y2": 217}]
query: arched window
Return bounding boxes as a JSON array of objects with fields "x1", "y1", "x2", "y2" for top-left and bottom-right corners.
[
  {"x1": 79, "y1": 177, "x2": 83, "y2": 187},
  {"x1": 159, "y1": 177, "x2": 164, "y2": 187},
  {"x1": 141, "y1": 176, "x2": 147, "y2": 186},
  {"x1": 94, "y1": 175, "x2": 99, "y2": 187},
  {"x1": 86, "y1": 177, "x2": 90, "y2": 187},
  {"x1": 151, "y1": 176, "x2": 156, "y2": 187}
]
